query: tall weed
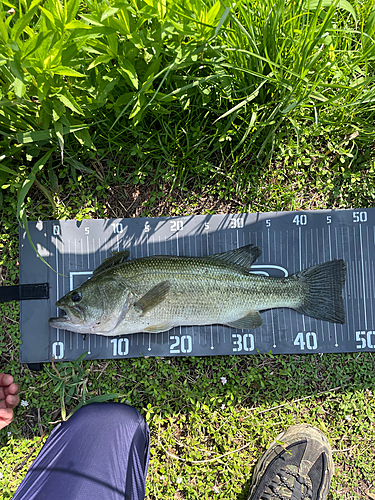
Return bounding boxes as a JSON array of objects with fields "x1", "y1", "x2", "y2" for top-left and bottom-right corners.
[{"x1": 0, "y1": 0, "x2": 374, "y2": 217}]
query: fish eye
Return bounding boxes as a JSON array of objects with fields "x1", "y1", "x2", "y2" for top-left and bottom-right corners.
[{"x1": 71, "y1": 292, "x2": 82, "y2": 302}]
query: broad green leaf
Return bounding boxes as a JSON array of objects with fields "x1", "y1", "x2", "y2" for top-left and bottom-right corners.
[
  {"x1": 14, "y1": 77, "x2": 26, "y2": 98},
  {"x1": 142, "y1": 56, "x2": 161, "y2": 85},
  {"x1": 79, "y1": 14, "x2": 105, "y2": 26},
  {"x1": 73, "y1": 351, "x2": 88, "y2": 366},
  {"x1": 116, "y1": 8, "x2": 131, "y2": 34},
  {"x1": 157, "y1": 0, "x2": 166, "y2": 19},
  {"x1": 87, "y1": 54, "x2": 112, "y2": 70},
  {"x1": 29, "y1": 0, "x2": 45, "y2": 10},
  {"x1": 6, "y1": 40, "x2": 19, "y2": 51},
  {"x1": 97, "y1": 75, "x2": 119, "y2": 102},
  {"x1": 9, "y1": 58, "x2": 25, "y2": 82},
  {"x1": 43, "y1": 366, "x2": 63, "y2": 383},
  {"x1": 0, "y1": 164, "x2": 18, "y2": 176},
  {"x1": 17, "y1": 124, "x2": 90, "y2": 144},
  {"x1": 39, "y1": 6, "x2": 57, "y2": 27},
  {"x1": 22, "y1": 30, "x2": 49, "y2": 60},
  {"x1": 57, "y1": 91, "x2": 84, "y2": 115},
  {"x1": 73, "y1": 128, "x2": 95, "y2": 149},
  {"x1": 101, "y1": 6, "x2": 119, "y2": 22},
  {"x1": 51, "y1": 66, "x2": 86, "y2": 77},
  {"x1": 206, "y1": 0, "x2": 221, "y2": 27},
  {"x1": 109, "y1": 16, "x2": 129, "y2": 36},
  {"x1": 129, "y1": 94, "x2": 142, "y2": 119},
  {"x1": 65, "y1": 157, "x2": 96, "y2": 174},
  {"x1": 214, "y1": 78, "x2": 269, "y2": 122},
  {"x1": 67, "y1": 0, "x2": 81, "y2": 23},
  {"x1": 303, "y1": 0, "x2": 357, "y2": 23},
  {"x1": 65, "y1": 20, "x2": 90, "y2": 30},
  {"x1": 0, "y1": 13, "x2": 9, "y2": 43},
  {"x1": 214, "y1": 6, "x2": 231, "y2": 36},
  {"x1": 117, "y1": 57, "x2": 138, "y2": 89},
  {"x1": 69, "y1": 25, "x2": 116, "y2": 41},
  {"x1": 53, "y1": 379, "x2": 64, "y2": 394},
  {"x1": 53, "y1": 0, "x2": 66, "y2": 25},
  {"x1": 364, "y1": 9, "x2": 375, "y2": 37},
  {"x1": 11, "y1": 3, "x2": 42, "y2": 40}
]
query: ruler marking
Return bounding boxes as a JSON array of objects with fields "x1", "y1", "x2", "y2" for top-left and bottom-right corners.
[
  {"x1": 366, "y1": 226, "x2": 371, "y2": 304},
  {"x1": 354, "y1": 226, "x2": 362, "y2": 327},
  {"x1": 92, "y1": 238, "x2": 96, "y2": 269},
  {"x1": 359, "y1": 224, "x2": 367, "y2": 329},
  {"x1": 299, "y1": 226, "x2": 302, "y2": 272},
  {"x1": 348, "y1": 225, "x2": 354, "y2": 343},
  {"x1": 328, "y1": 224, "x2": 332, "y2": 260},
  {"x1": 335, "y1": 227, "x2": 344, "y2": 343},
  {"x1": 327, "y1": 224, "x2": 338, "y2": 346},
  {"x1": 298, "y1": 226, "x2": 306, "y2": 332},
  {"x1": 341, "y1": 226, "x2": 350, "y2": 342},
  {"x1": 87, "y1": 235, "x2": 89, "y2": 269},
  {"x1": 274, "y1": 233, "x2": 281, "y2": 343},
  {"x1": 280, "y1": 229, "x2": 282, "y2": 263},
  {"x1": 316, "y1": 227, "x2": 325, "y2": 342}
]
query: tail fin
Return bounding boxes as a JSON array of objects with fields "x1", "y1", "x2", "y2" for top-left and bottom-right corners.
[{"x1": 294, "y1": 259, "x2": 346, "y2": 324}]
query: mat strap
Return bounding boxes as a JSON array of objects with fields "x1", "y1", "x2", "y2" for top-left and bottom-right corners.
[{"x1": 0, "y1": 283, "x2": 49, "y2": 302}]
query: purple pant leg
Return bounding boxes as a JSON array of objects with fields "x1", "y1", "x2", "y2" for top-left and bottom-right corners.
[{"x1": 13, "y1": 403, "x2": 150, "y2": 500}]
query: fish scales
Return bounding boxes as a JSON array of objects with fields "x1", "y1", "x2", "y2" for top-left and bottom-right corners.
[
  {"x1": 110, "y1": 257, "x2": 304, "y2": 326},
  {"x1": 49, "y1": 245, "x2": 346, "y2": 336}
]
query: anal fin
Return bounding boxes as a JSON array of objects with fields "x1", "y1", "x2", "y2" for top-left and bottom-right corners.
[
  {"x1": 144, "y1": 322, "x2": 173, "y2": 333},
  {"x1": 227, "y1": 311, "x2": 263, "y2": 329}
]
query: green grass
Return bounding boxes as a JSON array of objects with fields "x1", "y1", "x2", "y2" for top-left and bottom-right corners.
[
  {"x1": 1, "y1": 0, "x2": 375, "y2": 498},
  {"x1": 1, "y1": 0, "x2": 375, "y2": 214}
]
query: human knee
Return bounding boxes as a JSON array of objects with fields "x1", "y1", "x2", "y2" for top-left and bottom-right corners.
[{"x1": 68, "y1": 402, "x2": 145, "y2": 431}]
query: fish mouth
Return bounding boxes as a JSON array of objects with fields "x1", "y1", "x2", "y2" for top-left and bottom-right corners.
[
  {"x1": 49, "y1": 304, "x2": 84, "y2": 328},
  {"x1": 49, "y1": 315, "x2": 71, "y2": 328}
]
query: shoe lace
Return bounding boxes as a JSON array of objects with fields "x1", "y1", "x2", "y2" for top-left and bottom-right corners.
[{"x1": 260, "y1": 466, "x2": 313, "y2": 500}]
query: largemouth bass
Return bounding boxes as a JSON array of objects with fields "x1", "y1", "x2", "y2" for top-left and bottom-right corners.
[{"x1": 49, "y1": 245, "x2": 346, "y2": 336}]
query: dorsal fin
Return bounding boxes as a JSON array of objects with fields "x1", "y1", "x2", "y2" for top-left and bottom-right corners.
[
  {"x1": 207, "y1": 244, "x2": 261, "y2": 270},
  {"x1": 93, "y1": 250, "x2": 130, "y2": 276}
]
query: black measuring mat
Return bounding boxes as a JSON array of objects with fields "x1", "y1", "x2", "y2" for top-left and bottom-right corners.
[{"x1": 19, "y1": 209, "x2": 375, "y2": 362}]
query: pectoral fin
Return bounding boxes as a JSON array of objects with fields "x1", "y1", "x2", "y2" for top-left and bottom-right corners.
[
  {"x1": 144, "y1": 322, "x2": 173, "y2": 333},
  {"x1": 227, "y1": 311, "x2": 263, "y2": 329},
  {"x1": 134, "y1": 281, "x2": 171, "y2": 315}
]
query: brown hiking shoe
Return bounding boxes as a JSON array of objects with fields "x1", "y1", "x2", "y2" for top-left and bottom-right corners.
[{"x1": 248, "y1": 424, "x2": 334, "y2": 500}]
